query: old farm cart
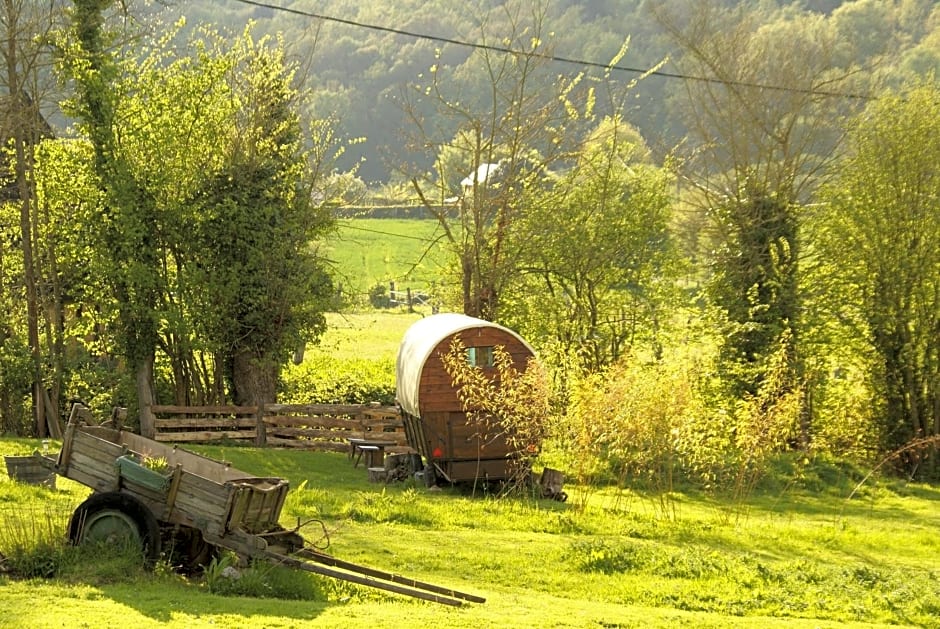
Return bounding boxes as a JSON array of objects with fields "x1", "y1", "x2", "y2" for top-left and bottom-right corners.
[{"x1": 54, "y1": 405, "x2": 483, "y2": 606}]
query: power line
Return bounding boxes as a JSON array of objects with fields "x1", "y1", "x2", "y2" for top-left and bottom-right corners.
[
  {"x1": 339, "y1": 220, "x2": 442, "y2": 244},
  {"x1": 230, "y1": 0, "x2": 876, "y2": 101}
]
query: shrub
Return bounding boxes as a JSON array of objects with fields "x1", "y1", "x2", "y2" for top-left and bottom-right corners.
[
  {"x1": 280, "y1": 355, "x2": 395, "y2": 405},
  {"x1": 441, "y1": 339, "x2": 551, "y2": 496},
  {"x1": 567, "y1": 353, "x2": 701, "y2": 499}
]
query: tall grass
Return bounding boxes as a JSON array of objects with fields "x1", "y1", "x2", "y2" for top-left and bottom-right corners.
[{"x1": 0, "y1": 505, "x2": 72, "y2": 578}]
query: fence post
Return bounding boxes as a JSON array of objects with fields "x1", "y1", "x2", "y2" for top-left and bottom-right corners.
[{"x1": 255, "y1": 404, "x2": 267, "y2": 446}]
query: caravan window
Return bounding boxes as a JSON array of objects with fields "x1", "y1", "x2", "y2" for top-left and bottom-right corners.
[{"x1": 466, "y1": 346, "x2": 494, "y2": 367}]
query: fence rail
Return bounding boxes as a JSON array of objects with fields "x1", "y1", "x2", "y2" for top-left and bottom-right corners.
[{"x1": 150, "y1": 403, "x2": 407, "y2": 452}]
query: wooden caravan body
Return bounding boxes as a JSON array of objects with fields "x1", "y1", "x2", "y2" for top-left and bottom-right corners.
[{"x1": 396, "y1": 313, "x2": 536, "y2": 484}]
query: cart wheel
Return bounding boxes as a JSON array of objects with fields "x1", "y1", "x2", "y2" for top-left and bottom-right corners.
[
  {"x1": 68, "y1": 492, "x2": 161, "y2": 565},
  {"x1": 164, "y1": 525, "x2": 217, "y2": 574}
]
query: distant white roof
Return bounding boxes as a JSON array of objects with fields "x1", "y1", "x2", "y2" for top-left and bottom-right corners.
[
  {"x1": 460, "y1": 163, "x2": 502, "y2": 188},
  {"x1": 395, "y1": 313, "x2": 534, "y2": 417}
]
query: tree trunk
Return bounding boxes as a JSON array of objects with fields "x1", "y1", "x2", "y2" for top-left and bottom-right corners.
[
  {"x1": 231, "y1": 349, "x2": 277, "y2": 408},
  {"x1": 6, "y1": 91, "x2": 44, "y2": 436},
  {"x1": 136, "y1": 355, "x2": 156, "y2": 438}
]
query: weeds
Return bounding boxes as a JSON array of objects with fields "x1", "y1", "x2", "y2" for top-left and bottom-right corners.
[
  {"x1": 204, "y1": 551, "x2": 323, "y2": 600},
  {"x1": 0, "y1": 506, "x2": 72, "y2": 578}
]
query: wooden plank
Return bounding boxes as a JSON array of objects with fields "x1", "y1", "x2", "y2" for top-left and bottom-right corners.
[
  {"x1": 68, "y1": 452, "x2": 120, "y2": 487},
  {"x1": 173, "y1": 490, "x2": 230, "y2": 521},
  {"x1": 154, "y1": 430, "x2": 256, "y2": 443},
  {"x1": 154, "y1": 418, "x2": 257, "y2": 429},
  {"x1": 152, "y1": 404, "x2": 258, "y2": 415},
  {"x1": 65, "y1": 467, "x2": 117, "y2": 494},
  {"x1": 265, "y1": 403, "x2": 389, "y2": 415},
  {"x1": 174, "y1": 474, "x2": 235, "y2": 509},
  {"x1": 263, "y1": 416, "x2": 360, "y2": 429},
  {"x1": 263, "y1": 437, "x2": 348, "y2": 452},
  {"x1": 267, "y1": 426, "x2": 354, "y2": 439}
]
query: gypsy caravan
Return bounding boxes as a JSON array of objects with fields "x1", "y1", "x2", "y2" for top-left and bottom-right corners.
[{"x1": 396, "y1": 313, "x2": 537, "y2": 485}]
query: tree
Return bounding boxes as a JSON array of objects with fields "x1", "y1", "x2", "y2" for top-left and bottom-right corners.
[
  {"x1": 0, "y1": 0, "x2": 65, "y2": 435},
  {"x1": 513, "y1": 115, "x2": 676, "y2": 372},
  {"x1": 57, "y1": 11, "x2": 337, "y2": 420},
  {"x1": 654, "y1": 3, "x2": 864, "y2": 419},
  {"x1": 59, "y1": 0, "x2": 164, "y2": 436},
  {"x1": 189, "y1": 31, "x2": 334, "y2": 407},
  {"x1": 816, "y1": 83, "x2": 940, "y2": 477},
  {"x1": 405, "y1": 0, "x2": 591, "y2": 321}
]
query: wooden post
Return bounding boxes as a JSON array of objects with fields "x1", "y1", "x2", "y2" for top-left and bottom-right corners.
[{"x1": 255, "y1": 404, "x2": 267, "y2": 446}]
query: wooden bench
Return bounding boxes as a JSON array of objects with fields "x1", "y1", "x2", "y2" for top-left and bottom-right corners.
[{"x1": 350, "y1": 439, "x2": 399, "y2": 468}]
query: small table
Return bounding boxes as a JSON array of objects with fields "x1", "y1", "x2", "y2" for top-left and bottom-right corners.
[{"x1": 349, "y1": 438, "x2": 398, "y2": 468}]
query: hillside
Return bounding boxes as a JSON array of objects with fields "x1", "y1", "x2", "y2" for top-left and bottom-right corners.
[{"x1": 166, "y1": 0, "x2": 940, "y2": 182}]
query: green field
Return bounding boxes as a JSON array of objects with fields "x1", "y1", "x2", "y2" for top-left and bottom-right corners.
[
  {"x1": 310, "y1": 311, "x2": 425, "y2": 362},
  {"x1": 1, "y1": 439, "x2": 939, "y2": 628},
  {"x1": 324, "y1": 218, "x2": 450, "y2": 304}
]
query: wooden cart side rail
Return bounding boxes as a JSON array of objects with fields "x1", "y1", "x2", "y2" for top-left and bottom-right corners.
[
  {"x1": 293, "y1": 548, "x2": 486, "y2": 604},
  {"x1": 206, "y1": 528, "x2": 484, "y2": 608}
]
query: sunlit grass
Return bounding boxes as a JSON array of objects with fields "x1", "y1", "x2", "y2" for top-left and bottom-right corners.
[
  {"x1": 2, "y1": 437, "x2": 939, "y2": 628},
  {"x1": 308, "y1": 311, "x2": 424, "y2": 362}
]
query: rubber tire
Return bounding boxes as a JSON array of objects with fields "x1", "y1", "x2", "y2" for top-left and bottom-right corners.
[{"x1": 68, "y1": 492, "x2": 161, "y2": 565}]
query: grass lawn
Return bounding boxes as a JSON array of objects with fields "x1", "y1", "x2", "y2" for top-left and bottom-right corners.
[
  {"x1": 1, "y1": 438, "x2": 939, "y2": 628},
  {"x1": 310, "y1": 310, "x2": 426, "y2": 362},
  {"x1": 324, "y1": 218, "x2": 449, "y2": 302}
]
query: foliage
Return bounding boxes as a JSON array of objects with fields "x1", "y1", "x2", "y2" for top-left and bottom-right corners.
[
  {"x1": 566, "y1": 349, "x2": 702, "y2": 514},
  {"x1": 203, "y1": 552, "x2": 323, "y2": 600},
  {"x1": 815, "y1": 82, "x2": 940, "y2": 477},
  {"x1": 512, "y1": 114, "x2": 679, "y2": 372},
  {"x1": 566, "y1": 332, "x2": 802, "y2": 514},
  {"x1": 440, "y1": 339, "x2": 551, "y2": 494},
  {"x1": 0, "y1": 332, "x2": 32, "y2": 435},
  {"x1": 279, "y1": 356, "x2": 395, "y2": 405},
  {"x1": 48, "y1": 16, "x2": 340, "y2": 415},
  {"x1": 184, "y1": 29, "x2": 335, "y2": 406},
  {"x1": 58, "y1": 0, "x2": 164, "y2": 433},
  {"x1": 707, "y1": 189, "x2": 800, "y2": 399},
  {"x1": 0, "y1": 505, "x2": 72, "y2": 578}
]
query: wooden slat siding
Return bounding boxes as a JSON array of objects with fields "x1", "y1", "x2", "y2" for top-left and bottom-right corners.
[
  {"x1": 65, "y1": 451, "x2": 118, "y2": 492},
  {"x1": 266, "y1": 403, "x2": 384, "y2": 415},
  {"x1": 264, "y1": 415, "x2": 359, "y2": 429},
  {"x1": 151, "y1": 404, "x2": 259, "y2": 415},
  {"x1": 417, "y1": 327, "x2": 534, "y2": 414},
  {"x1": 266, "y1": 426, "x2": 406, "y2": 441},
  {"x1": 150, "y1": 405, "x2": 258, "y2": 444},
  {"x1": 165, "y1": 478, "x2": 231, "y2": 529}
]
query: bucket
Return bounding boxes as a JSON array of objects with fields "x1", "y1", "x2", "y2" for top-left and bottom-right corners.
[{"x1": 4, "y1": 454, "x2": 56, "y2": 489}]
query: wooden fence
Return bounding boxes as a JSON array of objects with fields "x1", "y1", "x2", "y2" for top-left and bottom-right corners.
[{"x1": 151, "y1": 404, "x2": 407, "y2": 452}]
